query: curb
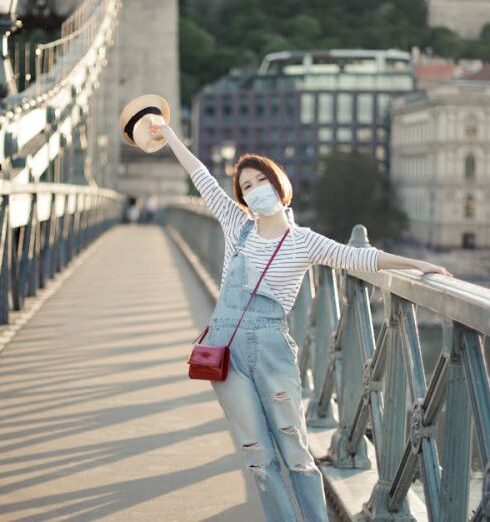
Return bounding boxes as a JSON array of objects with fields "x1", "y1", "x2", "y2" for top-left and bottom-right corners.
[{"x1": 165, "y1": 224, "x2": 220, "y2": 304}]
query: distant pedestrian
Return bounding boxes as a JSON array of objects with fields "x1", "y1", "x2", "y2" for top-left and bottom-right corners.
[
  {"x1": 126, "y1": 199, "x2": 141, "y2": 225},
  {"x1": 144, "y1": 195, "x2": 158, "y2": 224}
]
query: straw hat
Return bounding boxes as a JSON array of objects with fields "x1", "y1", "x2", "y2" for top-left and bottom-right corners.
[{"x1": 119, "y1": 94, "x2": 170, "y2": 153}]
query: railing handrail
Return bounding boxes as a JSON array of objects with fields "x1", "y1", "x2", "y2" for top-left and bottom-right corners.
[
  {"x1": 165, "y1": 196, "x2": 490, "y2": 335},
  {"x1": 0, "y1": 181, "x2": 124, "y2": 200},
  {"x1": 36, "y1": 23, "x2": 88, "y2": 53}
]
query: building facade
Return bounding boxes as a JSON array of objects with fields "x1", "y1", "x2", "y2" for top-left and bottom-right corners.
[
  {"x1": 391, "y1": 81, "x2": 490, "y2": 249},
  {"x1": 428, "y1": 0, "x2": 490, "y2": 39},
  {"x1": 193, "y1": 49, "x2": 415, "y2": 194}
]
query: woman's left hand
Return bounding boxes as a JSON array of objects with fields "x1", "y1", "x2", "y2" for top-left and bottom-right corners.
[{"x1": 415, "y1": 260, "x2": 453, "y2": 277}]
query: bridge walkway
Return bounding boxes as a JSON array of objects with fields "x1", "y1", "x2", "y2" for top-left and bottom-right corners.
[{"x1": 0, "y1": 224, "x2": 270, "y2": 521}]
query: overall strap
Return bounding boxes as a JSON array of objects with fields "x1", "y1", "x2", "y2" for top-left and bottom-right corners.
[
  {"x1": 226, "y1": 227, "x2": 290, "y2": 349},
  {"x1": 191, "y1": 219, "x2": 259, "y2": 346},
  {"x1": 235, "y1": 219, "x2": 254, "y2": 251}
]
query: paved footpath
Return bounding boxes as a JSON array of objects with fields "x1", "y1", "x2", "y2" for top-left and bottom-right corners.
[{"x1": 0, "y1": 224, "x2": 265, "y2": 521}]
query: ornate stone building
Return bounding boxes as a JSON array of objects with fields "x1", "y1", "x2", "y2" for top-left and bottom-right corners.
[
  {"x1": 428, "y1": 0, "x2": 490, "y2": 39},
  {"x1": 391, "y1": 79, "x2": 490, "y2": 249}
]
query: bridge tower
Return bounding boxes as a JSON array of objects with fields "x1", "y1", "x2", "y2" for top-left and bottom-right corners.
[{"x1": 116, "y1": 0, "x2": 186, "y2": 202}]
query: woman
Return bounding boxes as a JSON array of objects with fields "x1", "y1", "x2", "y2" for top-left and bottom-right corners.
[{"x1": 150, "y1": 121, "x2": 451, "y2": 522}]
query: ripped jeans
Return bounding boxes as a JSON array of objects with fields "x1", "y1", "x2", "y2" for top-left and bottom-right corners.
[{"x1": 207, "y1": 248, "x2": 329, "y2": 522}]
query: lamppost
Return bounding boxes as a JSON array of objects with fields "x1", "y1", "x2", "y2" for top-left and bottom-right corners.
[
  {"x1": 211, "y1": 141, "x2": 236, "y2": 196},
  {"x1": 0, "y1": 0, "x2": 19, "y2": 99}
]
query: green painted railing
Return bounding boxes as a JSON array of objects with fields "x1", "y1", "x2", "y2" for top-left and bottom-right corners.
[
  {"x1": 0, "y1": 0, "x2": 124, "y2": 323},
  {"x1": 165, "y1": 197, "x2": 490, "y2": 522},
  {"x1": 0, "y1": 181, "x2": 123, "y2": 324}
]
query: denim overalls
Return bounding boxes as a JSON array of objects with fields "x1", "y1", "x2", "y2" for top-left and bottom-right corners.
[{"x1": 207, "y1": 219, "x2": 329, "y2": 522}]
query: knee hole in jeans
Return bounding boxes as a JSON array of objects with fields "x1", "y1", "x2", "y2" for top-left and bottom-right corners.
[
  {"x1": 273, "y1": 391, "x2": 290, "y2": 402},
  {"x1": 279, "y1": 425, "x2": 298, "y2": 435}
]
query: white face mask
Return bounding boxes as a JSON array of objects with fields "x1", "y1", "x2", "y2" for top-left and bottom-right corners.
[{"x1": 243, "y1": 182, "x2": 283, "y2": 216}]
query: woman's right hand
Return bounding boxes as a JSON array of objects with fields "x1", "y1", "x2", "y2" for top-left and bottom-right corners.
[{"x1": 149, "y1": 120, "x2": 171, "y2": 140}]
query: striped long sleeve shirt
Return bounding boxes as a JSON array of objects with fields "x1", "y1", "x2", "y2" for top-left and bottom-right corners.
[{"x1": 190, "y1": 164, "x2": 383, "y2": 314}]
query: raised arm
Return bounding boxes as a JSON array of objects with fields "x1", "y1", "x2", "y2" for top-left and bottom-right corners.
[
  {"x1": 151, "y1": 122, "x2": 203, "y2": 174},
  {"x1": 150, "y1": 122, "x2": 247, "y2": 232}
]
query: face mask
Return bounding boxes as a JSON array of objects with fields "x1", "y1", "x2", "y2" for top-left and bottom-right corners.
[{"x1": 243, "y1": 182, "x2": 283, "y2": 216}]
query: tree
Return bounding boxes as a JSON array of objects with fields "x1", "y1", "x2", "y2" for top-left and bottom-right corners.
[
  {"x1": 481, "y1": 23, "x2": 490, "y2": 43},
  {"x1": 313, "y1": 151, "x2": 408, "y2": 244}
]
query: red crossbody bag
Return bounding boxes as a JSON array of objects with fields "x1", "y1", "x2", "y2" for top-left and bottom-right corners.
[{"x1": 186, "y1": 227, "x2": 290, "y2": 381}]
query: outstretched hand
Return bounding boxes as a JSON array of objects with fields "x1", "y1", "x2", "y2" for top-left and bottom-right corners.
[
  {"x1": 416, "y1": 261, "x2": 453, "y2": 277},
  {"x1": 149, "y1": 120, "x2": 169, "y2": 139}
]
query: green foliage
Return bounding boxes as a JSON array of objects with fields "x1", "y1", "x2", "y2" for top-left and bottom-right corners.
[
  {"x1": 482, "y1": 23, "x2": 490, "y2": 43},
  {"x1": 313, "y1": 151, "x2": 408, "y2": 243},
  {"x1": 178, "y1": 0, "x2": 489, "y2": 107}
]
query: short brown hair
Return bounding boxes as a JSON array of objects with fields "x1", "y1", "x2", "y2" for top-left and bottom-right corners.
[{"x1": 232, "y1": 153, "x2": 293, "y2": 211}]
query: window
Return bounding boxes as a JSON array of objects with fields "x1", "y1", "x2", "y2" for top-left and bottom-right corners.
[
  {"x1": 462, "y1": 232, "x2": 476, "y2": 249},
  {"x1": 302, "y1": 128, "x2": 313, "y2": 141},
  {"x1": 270, "y1": 100, "x2": 279, "y2": 118},
  {"x1": 269, "y1": 129, "x2": 279, "y2": 141},
  {"x1": 318, "y1": 94, "x2": 333, "y2": 123},
  {"x1": 318, "y1": 127, "x2": 333, "y2": 141},
  {"x1": 376, "y1": 145, "x2": 386, "y2": 161},
  {"x1": 255, "y1": 99, "x2": 264, "y2": 118},
  {"x1": 222, "y1": 103, "x2": 232, "y2": 121},
  {"x1": 285, "y1": 98, "x2": 295, "y2": 122},
  {"x1": 376, "y1": 94, "x2": 391, "y2": 122},
  {"x1": 301, "y1": 144, "x2": 315, "y2": 157},
  {"x1": 319, "y1": 144, "x2": 331, "y2": 156},
  {"x1": 465, "y1": 114, "x2": 478, "y2": 139},
  {"x1": 465, "y1": 154, "x2": 476, "y2": 180},
  {"x1": 337, "y1": 94, "x2": 352, "y2": 123},
  {"x1": 377, "y1": 128, "x2": 387, "y2": 142},
  {"x1": 301, "y1": 93, "x2": 315, "y2": 124},
  {"x1": 337, "y1": 128, "x2": 352, "y2": 142},
  {"x1": 357, "y1": 95, "x2": 373, "y2": 124},
  {"x1": 337, "y1": 144, "x2": 352, "y2": 153},
  {"x1": 464, "y1": 194, "x2": 475, "y2": 218},
  {"x1": 357, "y1": 128, "x2": 372, "y2": 141},
  {"x1": 357, "y1": 145, "x2": 372, "y2": 155},
  {"x1": 204, "y1": 104, "x2": 215, "y2": 122}
]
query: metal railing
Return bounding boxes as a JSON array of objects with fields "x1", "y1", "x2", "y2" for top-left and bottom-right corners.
[
  {"x1": 0, "y1": 181, "x2": 123, "y2": 324},
  {"x1": 164, "y1": 197, "x2": 490, "y2": 522},
  {"x1": 34, "y1": 0, "x2": 120, "y2": 97},
  {"x1": 0, "y1": 0, "x2": 124, "y2": 327},
  {"x1": 7, "y1": 0, "x2": 120, "y2": 100}
]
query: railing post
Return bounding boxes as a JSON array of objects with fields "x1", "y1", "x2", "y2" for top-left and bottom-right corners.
[
  {"x1": 305, "y1": 266, "x2": 338, "y2": 427},
  {"x1": 328, "y1": 225, "x2": 372, "y2": 469},
  {"x1": 27, "y1": 194, "x2": 40, "y2": 297},
  {"x1": 439, "y1": 323, "x2": 471, "y2": 521},
  {"x1": 0, "y1": 195, "x2": 10, "y2": 324},
  {"x1": 291, "y1": 269, "x2": 314, "y2": 393},
  {"x1": 363, "y1": 293, "x2": 414, "y2": 519}
]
